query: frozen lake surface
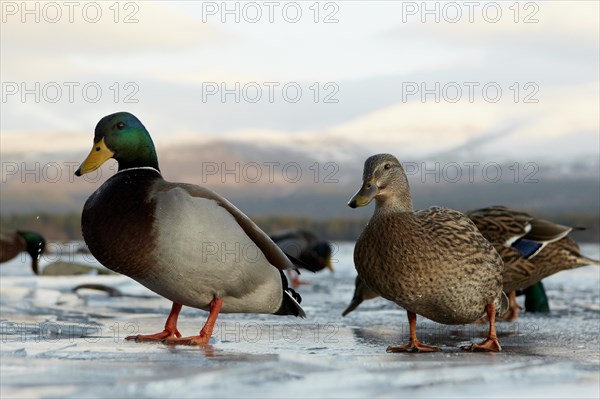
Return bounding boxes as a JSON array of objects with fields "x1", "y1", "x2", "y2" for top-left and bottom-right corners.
[{"x1": 1, "y1": 243, "x2": 599, "y2": 398}]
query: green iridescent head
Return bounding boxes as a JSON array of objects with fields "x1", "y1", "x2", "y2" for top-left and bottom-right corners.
[
  {"x1": 75, "y1": 112, "x2": 159, "y2": 176},
  {"x1": 17, "y1": 230, "x2": 46, "y2": 275}
]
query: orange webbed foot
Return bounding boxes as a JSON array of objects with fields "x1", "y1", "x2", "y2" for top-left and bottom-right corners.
[
  {"x1": 387, "y1": 341, "x2": 441, "y2": 353},
  {"x1": 126, "y1": 328, "x2": 182, "y2": 342},
  {"x1": 462, "y1": 338, "x2": 502, "y2": 352},
  {"x1": 163, "y1": 297, "x2": 223, "y2": 346},
  {"x1": 291, "y1": 276, "x2": 310, "y2": 289},
  {"x1": 127, "y1": 302, "x2": 183, "y2": 343},
  {"x1": 497, "y1": 309, "x2": 518, "y2": 322},
  {"x1": 464, "y1": 303, "x2": 502, "y2": 352},
  {"x1": 163, "y1": 333, "x2": 211, "y2": 346}
]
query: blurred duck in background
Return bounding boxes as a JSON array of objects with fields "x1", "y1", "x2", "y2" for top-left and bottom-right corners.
[
  {"x1": 269, "y1": 229, "x2": 333, "y2": 288},
  {"x1": 0, "y1": 230, "x2": 46, "y2": 274},
  {"x1": 1, "y1": 231, "x2": 112, "y2": 276},
  {"x1": 343, "y1": 206, "x2": 599, "y2": 321}
]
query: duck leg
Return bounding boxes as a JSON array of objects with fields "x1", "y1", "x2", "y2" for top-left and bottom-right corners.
[
  {"x1": 287, "y1": 270, "x2": 309, "y2": 289},
  {"x1": 498, "y1": 291, "x2": 519, "y2": 322},
  {"x1": 126, "y1": 302, "x2": 182, "y2": 342},
  {"x1": 463, "y1": 304, "x2": 502, "y2": 352},
  {"x1": 164, "y1": 297, "x2": 223, "y2": 345},
  {"x1": 387, "y1": 311, "x2": 440, "y2": 353}
]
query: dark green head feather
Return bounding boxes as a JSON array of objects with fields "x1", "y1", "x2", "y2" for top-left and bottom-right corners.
[
  {"x1": 95, "y1": 112, "x2": 160, "y2": 171},
  {"x1": 17, "y1": 231, "x2": 45, "y2": 274}
]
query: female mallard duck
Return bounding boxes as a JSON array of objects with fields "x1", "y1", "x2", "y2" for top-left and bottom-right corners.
[
  {"x1": 75, "y1": 112, "x2": 304, "y2": 345},
  {"x1": 0, "y1": 230, "x2": 45, "y2": 274},
  {"x1": 269, "y1": 229, "x2": 333, "y2": 287},
  {"x1": 348, "y1": 154, "x2": 507, "y2": 352},
  {"x1": 468, "y1": 206, "x2": 599, "y2": 321},
  {"x1": 343, "y1": 206, "x2": 599, "y2": 321}
]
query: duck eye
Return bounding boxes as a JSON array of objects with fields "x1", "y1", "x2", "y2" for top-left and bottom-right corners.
[
  {"x1": 384, "y1": 163, "x2": 391, "y2": 170},
  {"x1": 116, "y1": 122, "x2": 125, "y2": 130}
]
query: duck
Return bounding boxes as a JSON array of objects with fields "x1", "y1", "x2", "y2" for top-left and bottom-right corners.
[
  {"x1": 468, "y1": 206, "x2": 599, "y2": 321},
  {"x1": 510, "y1": 236, "x2": 599, "y2": 317},
  {"x1": 269, "y1": 229, "x2": 333, "y2": 287},
  {"x1": 0, "y1": 230, "x2": 46, "y2": 274},
  {"x1": 348, "y1": 154, "x2": 507, "y2": 352},
  {"x1": 342, "y1": 206, "x2": 599, "y2": 321},
  {"x1": 74, "y1": 112, "x2": 305, "y2": 345}
]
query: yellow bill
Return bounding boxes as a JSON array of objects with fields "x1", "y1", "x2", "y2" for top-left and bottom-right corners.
[
  {"x1": 75, "y1": 137, "x2": 114, "y2": 176},
  {"x1": 325, "y1": 258, "x2": 334, "y2": 272}
]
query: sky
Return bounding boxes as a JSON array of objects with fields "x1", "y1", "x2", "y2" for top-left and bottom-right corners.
[{"x1": 1, "y1": 0, "x2": 599, "y2": 162}]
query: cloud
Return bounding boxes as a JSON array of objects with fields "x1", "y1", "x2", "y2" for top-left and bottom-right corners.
[
  {"x1": 384, "y1": 1, "x2": 598, "y2": 46},
  {"x1": 325, "y1": 81, "x2": 599, "y2": 157},
  {"x1": 1, "y1": 2, "x2": 218, "y2": 53},
  {"x1": 1, "y1": 131, "x2": 91, "y2": 156},
  {"x1": 1, "y1": 2, "x2": 227, "y2": 80}
]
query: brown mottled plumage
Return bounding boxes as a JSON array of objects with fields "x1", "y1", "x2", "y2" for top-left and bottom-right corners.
[
  {"x1": 468, "y1": 206, "x2": 572, "y2": 257},
  {"x1": 355, "y1": 207, "x2": 506, "y2": 325},
  {"x1": 503, "y1": 237, "x2": 600, "y2": 293},
  {"x1": 349, "y1": 154, "x2": 507, "y2": 352},
  {"x1": 343, "y1": 205, "x2": 599, "y2": 322},
  {"x1": 468, "y1": 206, "x2": 594, "y2": 321},
  {"x1": 467, "y1": 206, "x2": 533, "y2": 246}
]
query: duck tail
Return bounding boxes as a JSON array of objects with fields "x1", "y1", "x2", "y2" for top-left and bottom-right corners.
[
  {"x1": 341, "y1": 297, "x2": 363, "y2": 317},
  {"x1": 275, "y1": 270, "x2": 306, "y2": 318},
  {"x1": 495, "y1": 291, "x2": 509, "y2": 316},
  {"x1": 579, "y1": 256, "x2": 600, "y2": 267}
]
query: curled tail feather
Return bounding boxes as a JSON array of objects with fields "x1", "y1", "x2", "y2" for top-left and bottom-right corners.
[{"x1": 275, "y1": 270, "x2": 306, "y2": 318}]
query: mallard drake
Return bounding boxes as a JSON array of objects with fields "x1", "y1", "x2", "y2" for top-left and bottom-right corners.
[
  {"x1": 348, "y1": 154, "x2": 507, "y2": 352},
  {"x1": 269, "y1": 229, "x2": 333, "y2": 287},
  {"x1": 75, "y1": 112, "x2": 305, "y2": 345},
  {"x1": 343, "y1": 206, "x2": 600, "y2": 321},
  {"x1": 0, "y1": 230, "x2": 45, "y2": 274}
]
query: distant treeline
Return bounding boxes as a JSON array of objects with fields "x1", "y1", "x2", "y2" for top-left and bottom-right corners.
[{"x1": 1, "y1": 212, "x2": 598, "y2": 243}]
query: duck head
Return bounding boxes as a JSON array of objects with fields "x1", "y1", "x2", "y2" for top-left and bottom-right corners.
[
  {"x1": 17, "y1": 231, "x2": 46, "y2": 275},
  {"x1": 348, "y1": 154, "x2": 413, "y2": 211},
  {"x1": 308, "y1": 241, "x2": 334, "y2": 272},
  {"x1": 75, "y1": 112, "x2": 159, "y2": 176}
]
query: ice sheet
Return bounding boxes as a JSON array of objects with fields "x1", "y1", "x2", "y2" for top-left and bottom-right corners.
[{"x1": 1, "y1": 243, "x2": 599, "y2": 398}]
